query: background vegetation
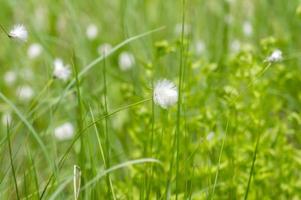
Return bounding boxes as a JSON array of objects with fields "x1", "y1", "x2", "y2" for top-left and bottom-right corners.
[{"x1": 1, "y1": 0, "x2": 301, "y2": 199}]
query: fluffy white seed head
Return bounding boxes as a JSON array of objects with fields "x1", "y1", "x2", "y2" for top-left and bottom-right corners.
[
  {"x1": 4, "y1": 70, "x2": 17, "y2": 86},
  {"x1": 86, "y1": 24, "x2": 98, "y2": 40},
  {"x1": 53, "y1": 58, "x2": 71, "y2": 81},
  {"x1": 17, "y1": 85, "x2": 34, "y2": 101},
  {"x1": 98, "y1": 43, "x2": 112, "y2": 55},
  {"x1": 54, "y1": 122, "x2": 74, "y2": 141},
  {"x1": 9, "y1": 24, "x2": 28, "y2": 42},
  {"x1": 266, "y1": 49, "x2": 283, "y2": 63},
  {"x1": 153, "y1": 79, "x2": 178, "y2": 109},
  {"x1": 118, "y1": 52, "x2": 135, "y2": 71},
  {"x1": 27, "y1": 43, "x2": 42, "y2": 59}
]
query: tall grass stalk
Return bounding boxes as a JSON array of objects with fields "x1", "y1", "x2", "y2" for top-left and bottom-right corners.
[
  {"x1": 244, "y1": 128, "x2": 261, "y2": 200},
  {"x1": 145, "y1": 86, "x2": 155, "y2": 200},
  {"x1": 175, "y1": 0, "x2": 186, "y2": 199},
  {"x1": 210, "y1": 119, "x2": 229, "y2": 199},
  {"x1": 102, "y1": 52, "x2": 117, "y2": 199},
  {"x1": 73, "y1": 51, "x2": 87, "y2": 199}
]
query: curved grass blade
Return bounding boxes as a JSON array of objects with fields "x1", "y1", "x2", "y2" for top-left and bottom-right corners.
[
  {"x1": 6, "y1": 122, "x2": 20, "y2": 200},
  {"x1": 244, "y1": 130, "x2": 261, "y2": 200},
  {"x1": 0, "y1": 92, "x2": 51, "y2": 166},
  {"x1": 48, "y1": 176, "x2": 73, "y2": 200},
  {"x1": 81, "y1": 158, "x2": 162, "y2": 191}
]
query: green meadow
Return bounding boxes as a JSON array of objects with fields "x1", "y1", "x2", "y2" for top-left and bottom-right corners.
[{"x1": 1, "y1": 0, "x2": 301, "y2": 199}]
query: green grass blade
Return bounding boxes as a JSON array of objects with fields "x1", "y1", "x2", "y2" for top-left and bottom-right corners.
[
  {"x1": 81, "y1": 158, "x2": 162, "y2": 191},
  {"x1": 244, "y1": 131, "x2": 261, "y2": 200},
  {"x1": 6, "y1": 122, "x2": 20, "y2": 200},
  {"x1": 210, "y1": 119, "x2": 229, "y2": 199}
]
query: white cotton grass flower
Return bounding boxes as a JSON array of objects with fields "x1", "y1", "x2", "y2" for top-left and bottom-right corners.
[
  {"x1": 53, "y1": 58, "x2": 72, "y2": 81},
  {"x1": 17, "y1": 85, "x2": 34, "y2": 101},
  {"x1": 27, "y1": 43, "x2": 42, "y2": 59},
  {"x1": 9, "y1": 24, "x2": 28, "y2": 42},
  {"x1": 4, "y1": 70, "x2": 17, "y2": 86},
  {"x1": 98, "y1": 43, "x2": 112, "y2": 55},
  {"x1": 1, "y1": 112, "x2": 12, "y2": 126},
  {"x1": 86, "y1": 24, "x2": 98, "y2": 40},
  {"x1": 265, "y1": 49, "x2": 283, "y2": 63},
  {"x1": 153, "y1": 79, "x2": 178, "y2": 109},
  {"x1": 54, "y1": 122, "x2": 74, "y2": 141},
  {"x1": 243, "y1": 21, "x2": 253, "y2": 37},
  {"x1": 118, "y1": 52, "x2": 135, "y2": 71}
]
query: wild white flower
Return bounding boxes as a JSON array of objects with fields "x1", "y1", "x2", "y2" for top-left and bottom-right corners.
[
  {"x1": 243, "y1": 21, "x2": 253, "y2": 36},
  {"x1": 206, "y1": 131, "x2": 215, "y2": 141},
  {"x1": 265, "y1": 49, "x2": 283, "y2": 63},
  {"x1": 17, "y1": 85, "x2": 34, "y2": 101},
  {"x1": 118, "y1": 52, "x2": 135, "y2": 71},
  {"x1": 86, "y1": 24, "x2": 98, "y2": 40},
  {"x1": 174, "y1": 23, "x2": 191, "y2": 36},
  {"x1": 54, "y1": 122, "x2": 74, "y2": 140},
  {"x1": 27, "y1": 43, "x2": 42, "y2": 59},
  {"x1": 153, "y1": 79, "x2": 178, "y2": 109},
  {"x1": 9, "y1": 24, "x2": 28, "y2": 42},
  {"x1": 1, "y1": 112, "x2": 12, "y2": 126},
  {"x1": 53, "y1": 58, "x2": 71, "y2": 81},
  {"x1": 98, "y1": 43, "x2": 112, "y2": 55},
  {"x1": 4, "y1": 71, "x2": 17, "y2": 86},
  {"x1": 195, "y1": 40, "x2": 206, "y2": 55}
]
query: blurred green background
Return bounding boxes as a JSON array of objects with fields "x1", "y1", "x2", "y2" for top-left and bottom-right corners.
[{"x1": 1, "y1": 0, "x2": 301, "y2": 199}]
